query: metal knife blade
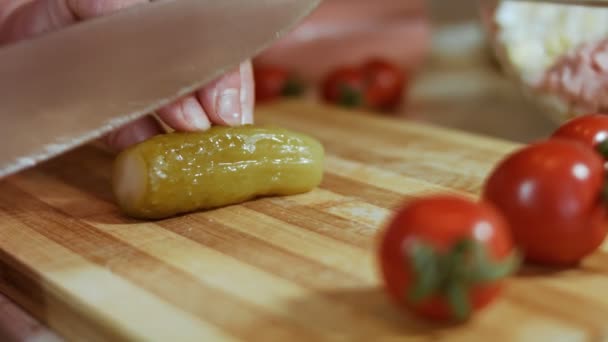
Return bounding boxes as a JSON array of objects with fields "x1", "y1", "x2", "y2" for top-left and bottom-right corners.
[{"x1": 0, "y1": 0, "x2": 320, "y2": 178}]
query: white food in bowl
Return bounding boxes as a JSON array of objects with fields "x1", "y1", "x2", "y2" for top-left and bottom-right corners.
[{"x1": 491, "y1": 2, "x2": 608, "y2": 122}]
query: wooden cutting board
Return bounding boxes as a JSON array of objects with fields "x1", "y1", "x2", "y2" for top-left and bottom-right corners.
[{"x1": 0, "y1": 100, "x2": 606, "y2": 342}]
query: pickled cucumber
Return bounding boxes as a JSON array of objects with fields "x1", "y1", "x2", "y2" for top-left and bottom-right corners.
[{"x1": 112, "y1": 125, "x2": 325, "y2": 219}]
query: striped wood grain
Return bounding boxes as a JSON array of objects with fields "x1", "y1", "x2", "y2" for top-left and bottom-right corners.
[{"x1": 0, "y1": 101, "x2": 607, "y2": 341}]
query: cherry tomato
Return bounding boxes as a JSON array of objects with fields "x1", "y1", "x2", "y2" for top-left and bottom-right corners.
[
  {"x1": 362, "y1": 58, "x2": 406, "y2": 110},
  {"x1": 378, "y1": 195, "x2": 519, "y2": 322},
  {"x1": 320, "y1": 59, "x2": 406, "y2": 111},
  {"x1": 483, "y1": 139, "x2": 608, "y2": 266},
  {"x1": 321, "y1": 66, "x2": 366, "y2": 108},
  {"x1": 552, "y1": 113, "x2": 608, "y2": 156},
  {"x1": 253, "y1": 65, "x2": 304, "y2": 103}
]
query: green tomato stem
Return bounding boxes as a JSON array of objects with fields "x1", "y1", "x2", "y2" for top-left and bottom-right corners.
[
  {"x1": 338, "y1": 85, "x2": 364, "y2": 108},
  {"x1": 602, "y1": 177, "x2": 608, "y2": 203},
  {"x1": 596, "y1": 139, "x2": 608, "y2": 160},
  {"x1": 405, "y1": 238, "x2": 521, "y2": 321},
  {"x1": 446, "y1": 282, "x2": 470, "y2": 321},
  {"x1": 598, "y1": 140, "x2": 608, "y2": 201},
  {"x1": 407, "y1": 242, "x2": 441, "y2": 302},
  {"x1": 281, "y1": 77, "x2": 305, "y2": 97}
]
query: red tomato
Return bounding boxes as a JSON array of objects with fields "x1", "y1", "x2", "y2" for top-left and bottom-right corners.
[
  {"x1": 552, "y1": 113, "x2": 608, "y2": 155},
  {"x1": 321, "y1": 66, "x2": 366, "y2": 108},
  {"x1": 362, "y1": 58, "x2": 406, "y2": 110},
  {"x1": 378, "y1": 195, "x2": 518, "y2": 322},
  {"x1": 320, "y1": 59, "x2": 406, "y2": 111},
  {"x1": 483, "y1": 139, "x2": 608, "y2": 266},
  {"x1": 254, "y1": 65, "x2": 304, "y2": 103}
]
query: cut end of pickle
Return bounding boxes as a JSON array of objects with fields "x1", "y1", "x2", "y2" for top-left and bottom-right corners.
[{"x1": 113, "y1": 150, "x2": 147, "y2": 216}]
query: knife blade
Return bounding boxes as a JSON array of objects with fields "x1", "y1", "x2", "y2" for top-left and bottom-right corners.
[{"x1": 0, "y1": 0, "x2": 320, "y2": 178}]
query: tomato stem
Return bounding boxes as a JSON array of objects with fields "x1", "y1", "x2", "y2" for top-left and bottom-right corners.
[
  {"x1": 338, "y1": 85, "x2": 364, "y2": 108},
  {"x1": 597, "y1": 140, "x2": 608, "y2": 160},
  {"x1": 446, "y1": 282, "x2": 469, "y2": 321},
  {"x1": 406, "y1": 238, "x2": 521, "y2": 321},
  {"x1": 407, "y1": 242, "x2": 441, "y2": 301},
  {"x1": 282, "y1": 77, "x2": 305, "y2": 97},
  {"x1": 601, "y1": 178, "x2": 608, "y2": 203},
  {"x1": 593, "y1": 140, "x2": 608, "y2": 206}
]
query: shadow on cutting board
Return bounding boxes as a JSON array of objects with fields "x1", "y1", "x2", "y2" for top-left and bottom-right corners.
[
  {"x1": 17, "y1": 144, "x2": 140, "y2": 225},
  {"x1": 284, "y1": 286, "x2": 467, "y2": 339},
  {"x1": 34, "y1": 145, "x2": 116, "y2": 203}
]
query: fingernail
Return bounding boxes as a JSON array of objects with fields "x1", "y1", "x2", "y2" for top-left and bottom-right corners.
[
  {"x1": 183, "y1": 96, "x2": 209, "y2": 130},
  {"x1": 240, "y1": 62, "x2": 254, "y2": 124},
  {"x1": 216, "y1": 88, "x2": 242, "y2": 125}
]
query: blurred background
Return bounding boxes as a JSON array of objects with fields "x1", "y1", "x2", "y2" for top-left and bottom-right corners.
[
  {"x1": 255, "y1": 0, "x2": 558, "y2": 143},
  {"x1": 413, "y1": 0, "x2": 557, "y2": 143}
]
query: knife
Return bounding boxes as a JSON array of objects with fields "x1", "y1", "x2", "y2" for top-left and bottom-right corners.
[{"x1": 0, "y1": 0, "x2": 320, "y2": 179}]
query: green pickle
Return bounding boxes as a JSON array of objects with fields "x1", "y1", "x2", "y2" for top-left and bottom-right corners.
[{"x1": 112, "y1": 125, "x2": 325, "y2": 219}]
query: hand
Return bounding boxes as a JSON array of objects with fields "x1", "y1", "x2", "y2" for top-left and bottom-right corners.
[
  {"x1": 254, "y1": 0, "x2": 430, "y2": 82},
  {"x1": 0, "y1": 0, "x2": 255, "y2": 151}
]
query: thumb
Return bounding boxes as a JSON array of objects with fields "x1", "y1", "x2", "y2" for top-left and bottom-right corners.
[{"x1": 0, "y1": 0, "x2": 146, "y2": 45}]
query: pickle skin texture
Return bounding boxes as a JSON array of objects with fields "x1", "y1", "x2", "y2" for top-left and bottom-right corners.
[{"x1": 112, "y1": 125, "x2": 325, "y2": 219}]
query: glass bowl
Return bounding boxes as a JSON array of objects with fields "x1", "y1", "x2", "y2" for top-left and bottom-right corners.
[{"x1": 478, "y1": 0, "x2": 608, "y2": 123}]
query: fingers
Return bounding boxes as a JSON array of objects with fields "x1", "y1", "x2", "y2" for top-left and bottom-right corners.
[
  {"x1": 102, "y1": 115, "x2": 163, "y2": 152},
  {"x1": 156, "y1": 61, "x2": 254, "y2": 130},
  {"x1": 0, "y1": 0, "x2": 148, "y2": 44},
  {"x1": 197, "y1": 61, "x2": 254, "y2": 126},
  {"x1": 110, "y1": 63, "x2": 255, "y2": 150},
  {"x1": 0, "y1": 0, "x2": 74, "y2": 44},
  {"x1": 156, "y1": 95, "x2": 211, "y2": 131},
  {"x1": 240, "y1": 60, "x2": 255, "y2": 122},
  {"x1": 114, "y1": 64, "x2": 255, "y2": 150},
  {"x1": 117, "y1": 61, "x2": 254, "y2": 136}
]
